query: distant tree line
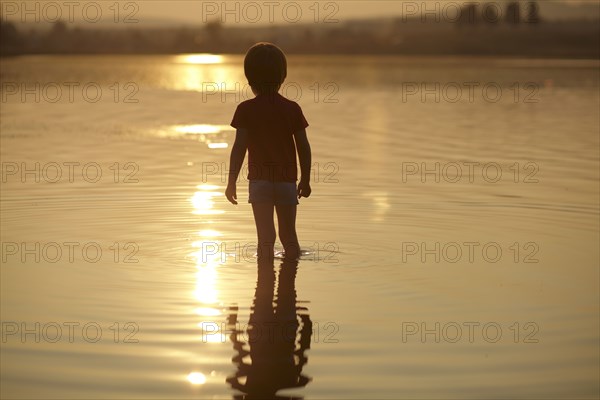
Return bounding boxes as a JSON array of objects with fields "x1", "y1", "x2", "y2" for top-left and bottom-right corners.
[
  {"x1": 457, "y1": 1, "x2": 541, "y2": 25},
  {"x1": 1, "y1": 1, "x2": 598, "y2": 58}
]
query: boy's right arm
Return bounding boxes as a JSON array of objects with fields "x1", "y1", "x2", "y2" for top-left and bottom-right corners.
[
  {"x1": 225, "y1": 128, "x2": 248, "y2": 205},
  {"x1": 294, "y1": 129, "x2": 312, "y2": 198}
]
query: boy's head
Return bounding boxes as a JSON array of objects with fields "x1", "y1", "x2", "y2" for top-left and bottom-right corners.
[{"x1": 244, "y1": 42, "x2": 287, "y2": 95}]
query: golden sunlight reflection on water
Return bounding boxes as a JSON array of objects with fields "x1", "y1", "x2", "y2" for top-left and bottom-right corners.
[
  {"x1": 1, "y1": 55, "x2": 598, "y2": 399},
  {"x1": 176, "y1": 54, "x2": 224, "y2": 65},
  {"x1": 187, "y1": 184, "x2": 230, "y2": 384},
  {"x1": 190, "y1": 185, "x2": 225, "y2": 305},
  {"x1": 156, "y1": 124, "x2": 232, "y2": 149},
  {"x1": 174, "y1": 124, "x2": 230, "y2": 135},
  {"x1": 186, "y1": 372, "x2": 207, "y2": 385},
  {"x1": 190, "y1": 190, "x2": 224, "y2": 215},
  {"x1": 170, "y1": 54, "x2": 241, "y2": 92}
]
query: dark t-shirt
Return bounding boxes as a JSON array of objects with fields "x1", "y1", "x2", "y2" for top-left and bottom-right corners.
[{"x1": 231, "y1": 93, "x2": 309, "y2": 182}]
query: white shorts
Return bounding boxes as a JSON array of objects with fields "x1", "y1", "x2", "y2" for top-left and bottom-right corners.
[{"x1": 248, "y1": 180, "x2": 299, "y2": 205}]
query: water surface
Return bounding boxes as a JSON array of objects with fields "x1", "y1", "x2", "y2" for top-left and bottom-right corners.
[{"x1": 1, "y1": 55, "x2": 599, "y2": 399}]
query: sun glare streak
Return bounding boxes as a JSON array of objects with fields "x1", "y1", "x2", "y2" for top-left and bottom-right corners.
[
  {"x1": 171, "y1": 54, "x2": 235, "y2": 91},
  {"x1": 190, "y1": 190, "x2": 224, "y2": 215},
  {"x1": 199, "y1": 229, "x2": 221, "y2": 237},
  {"x1": 195, "y1": 307, "x2": 222, "y2": 317},
  {"x1": 193, "y1": 262, "x2": 218, "y2": 304},
  {"x1": 174, "y1": 124, "x2": 230, "y2": 135},
  {"x1": 191, "y1": 237, "x2": 224, "y2": 305},
  {"x1": 187, "y1": 372, "x2": 207, "y2": 385},
  {"x1": 198, "y1": 325, "x2": 227, "y2": 343},
  {"x1": 165, "y1": 124, "x2": 233, "y2": 149},
  {"x1": 177, "y1": 54, "x2": 223, "y2": 64},
  {"x1": 189, "y1": 186, "x2": 229, "y2": 351},
  {"x1": 364, "y1": 191, "x2": 391, "y2": 222},
  {"x1": 197, "y1": 184, "x2": 219, "y2": 191}
]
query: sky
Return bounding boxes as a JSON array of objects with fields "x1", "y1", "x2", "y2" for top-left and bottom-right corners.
[{"x1": 1, "y1": 0, "x2": 598, "y2": 27}]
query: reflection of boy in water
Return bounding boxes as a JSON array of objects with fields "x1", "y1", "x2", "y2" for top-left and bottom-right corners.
[{"x1": 227, "y1": 260, "x2": 312, "y2": 399}]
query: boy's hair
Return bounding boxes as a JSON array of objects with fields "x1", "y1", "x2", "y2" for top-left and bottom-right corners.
[{"x1": 244, "y1": 42, "x2": 287, "y2": 95}]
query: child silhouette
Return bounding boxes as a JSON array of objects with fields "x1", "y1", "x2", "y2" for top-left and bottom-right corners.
[{"x1": 225, "y1": 43, "x2": 312, "y2": 261}]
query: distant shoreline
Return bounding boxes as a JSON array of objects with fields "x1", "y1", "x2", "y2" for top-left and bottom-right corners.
[
  {"x1": 2, "y1": 53, "x2": 599, "y2": 62},
  {"x1": 2, "y1": 17, "x2": 599, "y2": 59}
]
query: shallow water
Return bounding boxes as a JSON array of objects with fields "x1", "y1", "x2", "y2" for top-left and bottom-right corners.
[{"x1": 1, "y1": 55, "x2": 599, "y2": 399}]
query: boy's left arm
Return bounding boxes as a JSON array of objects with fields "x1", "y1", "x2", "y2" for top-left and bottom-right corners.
[
  {"x1": 294, "y1": 128, "x2": 312, "y2": 198},
  {"x1": 225, "y1": 128, "x2": 248, "y2": 205}
]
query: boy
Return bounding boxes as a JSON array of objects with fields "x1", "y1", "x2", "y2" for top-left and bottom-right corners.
[{"x1": 225, "y1": 42, "x2": 312, "y2": 261}]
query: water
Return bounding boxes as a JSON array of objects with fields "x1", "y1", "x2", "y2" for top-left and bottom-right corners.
[{"x1": 1, "y1": 55, "x2": 598, "y2": 399}]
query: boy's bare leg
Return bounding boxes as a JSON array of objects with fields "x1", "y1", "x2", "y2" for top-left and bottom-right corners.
[
  {"x1": 275, "y1": 204, "x2": 300, "y2": 260},
  {"x1": 251, "y1": 203, "x2": 276, "y2": 262}
]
